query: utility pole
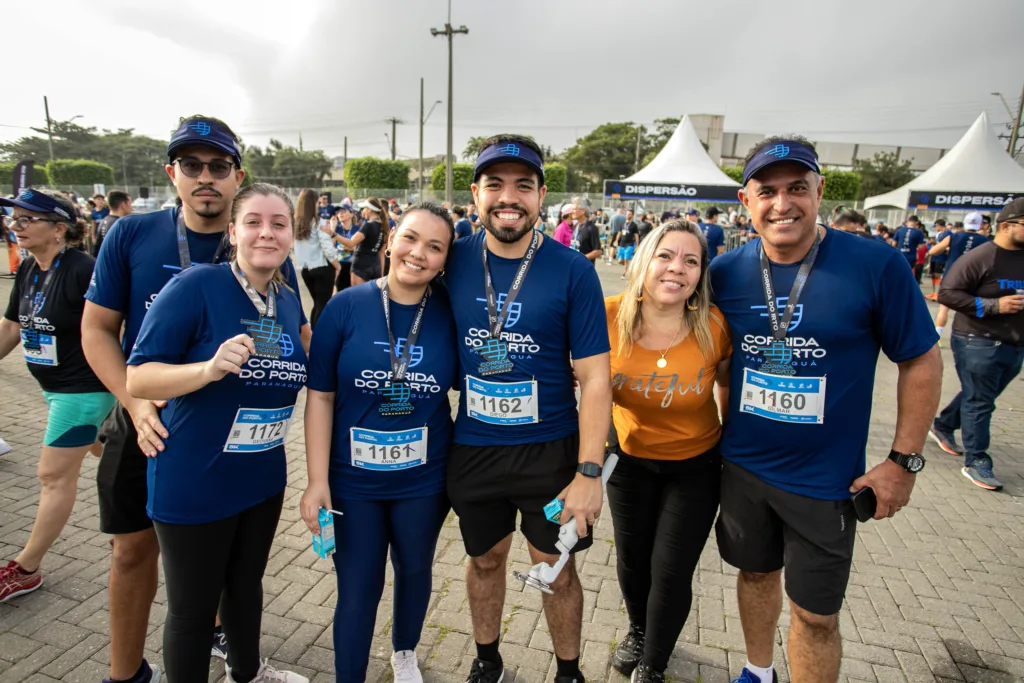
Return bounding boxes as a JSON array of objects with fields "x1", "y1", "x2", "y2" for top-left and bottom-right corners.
[
  {"x1": 344, "y1": 136, "x2": 348, "y2": 168},
  {"x1": 1009, "y1": 81, "x2": 1024, "y2": 159},
  {"x1": 43, "y1": 96, "x2": 55, "y2": 162},
  {"x1": 122, "y1": 153, "x2": 129, "y2": 191},
  {"x1": 385, "y1": 117, "x2": 404, "y2": 160},
  {"x1": 431, "y1": 0, "x2": 469, "y2": 206}
]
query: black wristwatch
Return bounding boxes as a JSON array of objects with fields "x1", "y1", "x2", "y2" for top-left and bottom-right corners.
[
  {"x1": 577, "y1": 462, "x2": 603, "y2": 478},
  {"x1": 888, "y1": 450, "x2": 926, "y2": 473}
]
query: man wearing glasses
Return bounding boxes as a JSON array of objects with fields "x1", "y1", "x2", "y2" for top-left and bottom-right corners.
[
  {"x1": 81, "y1": 116, "x2": 306, "y2": 683},
  {"x1": 931, "y1": 198, "x2": 1024, "y2": 492}
]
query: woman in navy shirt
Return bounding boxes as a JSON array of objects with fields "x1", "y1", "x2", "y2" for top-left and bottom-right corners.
[
  {"x1": 301, "y1": 202, "x2": 457, "y2": 683},
  {"x1": 126, "y1": 183, "x2": 310, "y2": 683}
]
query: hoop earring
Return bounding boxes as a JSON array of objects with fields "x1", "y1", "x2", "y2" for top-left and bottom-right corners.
[
  {"x1": 385, "y1": 249, "x2": 392, "y2": 258},
  {"x1": 687, "y1": 294, "x2": 699, "y2": 311}
]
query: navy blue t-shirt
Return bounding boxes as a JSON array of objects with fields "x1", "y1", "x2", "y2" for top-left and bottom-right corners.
[
  {"x1": 455, "y1": 219, "x2": 473, "y2": 240},
  {"x1": 86, "y1": 208, "x2": 304, "y2": 355},
  {"x1": 946, "y1": 231, "x2": 991, "y2": 274},
  {"x1": 932, "y1": 230, "x2": 952, "y2": 263},
  {"x1": 894, "y1": 226, "x2": 925, "y2": 267},
  {"x1": 710, "y1": 229, "x2": 937, "y2": 500},
  {"x1": 127, "y1": 264, "x2": 308, "y2": 524},
  {"x1": 306, "y1": 281, "x2": 457, "y2": 500},
  {"x1": 699, "y1": 222, "x2": 725, "y2": 261},
  {"x1": 444, "y1": 231, "x2": 610, "y2": 446},
  {"x1": 318, "y1": 204, "x2": 336, "y2": 221},
  {"x1": 90, "y1": 207, "x2": 109, "y2": 225}
]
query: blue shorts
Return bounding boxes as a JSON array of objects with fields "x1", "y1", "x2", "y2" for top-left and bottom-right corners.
[
  {"x1": 617, "y1": 245, "x2": 636, "y2": 261},
  {"x1": 42, "y1": 391, "x2": 117, "y2": 448}
]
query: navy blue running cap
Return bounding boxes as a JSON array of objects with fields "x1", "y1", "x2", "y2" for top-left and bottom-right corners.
[
  {"x1": 167, "y1": 119, "x2": 242, "y2": 167},
  {"x1": 473, "y1": 142, "x2": 545, "y2": 187},
  {"x1": 742, "y1": 140, "x2": 821, "y2": 186},
  {"x1": 0, "y1": 189, "x2": 74, "y2": 222}
]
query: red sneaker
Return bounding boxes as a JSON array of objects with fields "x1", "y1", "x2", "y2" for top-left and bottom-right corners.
[{"x1": 0, "y1": 560, "x2": 42, "y2": 602}]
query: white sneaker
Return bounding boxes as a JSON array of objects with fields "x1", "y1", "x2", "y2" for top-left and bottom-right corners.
[
  {"x1": 226, "y1": 658, "x2": 309, "y2": 683},
  {"x1": 391, "y1": 650, "x2": 423, "y2": 683}
]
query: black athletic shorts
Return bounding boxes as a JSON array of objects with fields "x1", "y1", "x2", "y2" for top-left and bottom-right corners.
[
  {"x1": 715, "y1": 459, "x2": 856, "y2": 616},
  {"x1": 96, "y1": 404, "x2": 153, "y2": 535},
  {"x1": 447, "y1": 433, "x2": 594, "y2": 557},
  {"x1": 930, "y1": 261, "x2": 945, "y2": 276}
]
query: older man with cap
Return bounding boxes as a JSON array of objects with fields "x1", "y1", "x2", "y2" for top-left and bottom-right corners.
[
  {"x1": 443, "y1": 134, "x2": 611, "y2": 683},
  {"x1": 929, "y1": 198, "x2": 1024, "y2": 491},
  {"x1": 82, "y1": 115, "x2": 307, "y2": 683},
  {"x1": 709, "y1": 136, "x2": 942, "y2": 683}
]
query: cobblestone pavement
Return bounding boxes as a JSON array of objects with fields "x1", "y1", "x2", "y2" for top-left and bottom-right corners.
[{"x1": 1, "y1": 258, "x2": 1023, "y2": 683}]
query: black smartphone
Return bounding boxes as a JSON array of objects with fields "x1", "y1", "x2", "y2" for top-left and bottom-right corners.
[{"x1": 852, "y1": 487, "x2": 877, "y2": 523}]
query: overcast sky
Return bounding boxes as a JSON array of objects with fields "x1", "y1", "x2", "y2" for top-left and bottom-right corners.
[{"x1": 5, "y1": 0, "x2": 1023, "y2": 161}]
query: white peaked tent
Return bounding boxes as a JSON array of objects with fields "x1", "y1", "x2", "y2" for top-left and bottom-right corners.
[
  {"x1": 865, "y1": 112, "x2": 1024, "y2": 209},
  {"x1": 625, "y1": 115, "x2": 740, "y2": 186}
]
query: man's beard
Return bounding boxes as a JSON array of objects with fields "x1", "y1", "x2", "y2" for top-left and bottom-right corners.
[
  {"x1": 481, "y1": 203, "x2": 537, "y2": 244},
  {"x1": 193, "y1": 199, "x2": 226, "y2": 220}
]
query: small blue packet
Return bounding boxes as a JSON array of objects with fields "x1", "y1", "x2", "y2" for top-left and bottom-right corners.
[
  {"x1": 312, "y1": 508, "x2": 338, "y2": 558},
  {"x1": 543, "y1": 497, "x2": 564, "y2": 525}
]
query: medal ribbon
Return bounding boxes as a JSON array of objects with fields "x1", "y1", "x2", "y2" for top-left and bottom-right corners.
[
  {"x1": 231, "y1": 261, "x2": 277, "y2": 319},
  {"x1": 176, "y1": 207, "x2": 228, "y2": 271},
  {"x1": 482, "y1": 229, "x2": 539, "y2": 340},
  {"x1": 759, "y1": 229, "x2": 821, "y2": 342},
  {"x1": 380, "y1": 280, "x2": 429, "y2": 384},
  {"x1": 19, "y1": 247, "x2": 66, "y2": 331}
]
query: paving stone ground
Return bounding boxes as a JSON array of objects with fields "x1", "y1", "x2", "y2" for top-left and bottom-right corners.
[{"x1": 1, "y1": 257, "x2": 1023, "y2": 683}]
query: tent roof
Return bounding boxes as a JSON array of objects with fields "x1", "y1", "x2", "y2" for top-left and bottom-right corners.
[
  {"x1": 625, "y1": 115, "x2": 740, "y2": 186},
  {"x1": 865, "y1": 112, "x2": 1024, "y2": 209}
]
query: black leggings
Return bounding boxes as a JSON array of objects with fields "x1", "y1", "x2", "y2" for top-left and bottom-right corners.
[
  {"x1": 154, "y1": 491, "x2": 284, "y2": 683},
  {"x1": 334, "y1": 261, "x2": 352, "y2": 293},
  {"x1": 300, "y1": 265, "x2": 336, "y2": 328},
  {"x1": 606, "y1": 447, "x2": 721, "y2": 672}
]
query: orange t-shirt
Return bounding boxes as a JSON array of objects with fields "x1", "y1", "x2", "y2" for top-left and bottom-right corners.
[{"x1": 606, "y1": 293, "x2": 732, "y2": 461}]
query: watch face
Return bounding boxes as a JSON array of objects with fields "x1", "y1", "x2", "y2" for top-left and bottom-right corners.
[{"x1": 908, "y1": 455, "x2": 925, "y2": 472}]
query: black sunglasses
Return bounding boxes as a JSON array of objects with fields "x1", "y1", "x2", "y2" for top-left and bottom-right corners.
[{"x1": 174, "y1": 157, "x2": 236, "y2": 180}]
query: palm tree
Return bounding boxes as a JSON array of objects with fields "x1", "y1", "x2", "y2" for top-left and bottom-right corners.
[{"x1": 462, "y1": 136, "x2": 488, "y2": 161}]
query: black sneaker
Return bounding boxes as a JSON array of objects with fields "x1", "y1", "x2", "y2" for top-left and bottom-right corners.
[
  {"x1": 211, "y1": 630, "x2": 228, "y2": 659},
  {"x1": 465, "y1": 657, "x2": 504, "y2": 683},
  {"x1": 630, "y1": 663, "x2": 665, "y2": 683},
  {"x1": 612, "y1": 623, "x2": 645, "y2": 676}
]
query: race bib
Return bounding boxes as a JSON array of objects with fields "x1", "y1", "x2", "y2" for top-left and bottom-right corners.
[
  {"x1": 466, "y1": 375, "x2": 539, "y2": 425},
  {"x1": 739, "y1": 368, "x2": 825, "y2": 424},
  {"x1": 21, "y1": 331, "x2": 58, "y2": 366},
  {"x1": 224, "y1": 406, "x2": 295, "y2": 452},
  {"x1": 350, "y1": 426, "x2": 427, "y2": 471}
]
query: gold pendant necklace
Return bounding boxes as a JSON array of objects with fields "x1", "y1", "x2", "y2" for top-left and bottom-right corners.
[{"x1": 656, "y1": 320, "x2": 685, "y2": 370}]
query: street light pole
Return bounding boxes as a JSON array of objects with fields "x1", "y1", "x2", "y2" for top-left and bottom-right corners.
[
  {"x1": 418, "y1": 78, "x2": 443, "y2": 200},
  {"x1": 431, "y1": 0, "x2": 468, "y2": 207},
  {"x1": 1009, "y1": 81, "x2": 1024, "y2": 160},
  {"x1": 43, "y1": 96, "x2": 55, "y2": 162}
]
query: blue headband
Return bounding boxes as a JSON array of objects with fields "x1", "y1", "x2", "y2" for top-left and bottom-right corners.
[
  {"x1": 742, "y1": 141, "x2": 820, "y2": 185},
  {"x1": 473, "y1": 142, "x2": 545, "y2": 186},
  {"x1": 0, "y1": 189, "x2": 74, "y2": 221},
  {"x1": 167, "y1": 118, "x2": 243, "y2": 167}
]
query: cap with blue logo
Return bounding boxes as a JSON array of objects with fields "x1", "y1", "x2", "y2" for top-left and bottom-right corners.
[
  {"x1": 167, "y1": 118, "x2": 242, "y2": 167},
  {"x1": 0, "y1": 189, "x2": 75, "y2": 222},
  {"x1": 964, "y1": 212, "x2": 982, "y2": 231},
  {"x1": 742, "y1": 140, "x2": 821, "y2": 186},
  {"x1": 473, "y1": 140, "x2": 545, "y2": 187}
]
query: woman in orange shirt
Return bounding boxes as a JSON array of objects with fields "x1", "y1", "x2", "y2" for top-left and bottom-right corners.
[{"x1": 606, "y1": 219, "x2": 731, "y2": 683}]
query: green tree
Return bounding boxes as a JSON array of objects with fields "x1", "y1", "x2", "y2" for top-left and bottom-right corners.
[
  {"x1": 853, "y1": 152, "x2": 914, "y2": 200},
  {"x1": 0, "y1": 120, "x2": 167, "y2": 187},
  {"x1": 720, "y1": 166, "x2": 744, "y2": 183},
  {"x1": 345, "y1": 158, "x2": 409, "y2": 189},
  {"x1": 430, "y1": 163, "x2": 474, "y2": 191},
  {"x1": 46, "y1": 159, "x2": 115, "y2": 185},
  {"x1": 462, "y1": 136, "x2": 489, "y2": 161},
  {"x1": 563, "y1": 123, "x2": 647, "y2": 192},
  {"x1": 821, "y1": 168, "x2": 861, "y2": 201},
  {"x1": 543, "y1": 163, "x2": 567, "y2": 193},
  {"x1": 271, "y1": 148, "x2": 333, "y2": 188}
]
